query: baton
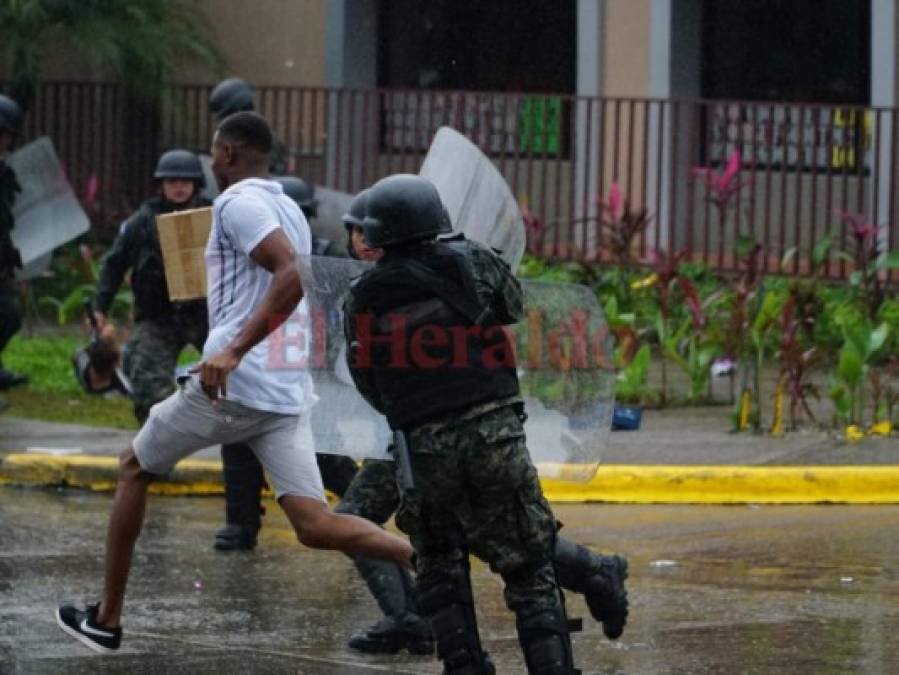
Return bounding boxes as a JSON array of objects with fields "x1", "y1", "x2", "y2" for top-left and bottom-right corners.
[
  {"x1": 392, "y1": 429, "x2": 416, "y2": 492},
  {"x1": 84, "y1": 299, "x2": 100, "y2": 344}
]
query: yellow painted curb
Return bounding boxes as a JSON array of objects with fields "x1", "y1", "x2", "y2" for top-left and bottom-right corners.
[
  {"x1": 0, "y1": 453, "x2": 225, "y2": 496},
  {"x1": 3, "y1": 454, "x2": 899, "y2": 503},
  {"x1": 542, "y1": 466, "x2": 899, "y2": 504}
]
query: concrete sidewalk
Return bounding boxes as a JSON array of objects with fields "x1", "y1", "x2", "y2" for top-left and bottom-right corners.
[{"x1": 2, "y1": 407, "x2": 899, "y2": 502}]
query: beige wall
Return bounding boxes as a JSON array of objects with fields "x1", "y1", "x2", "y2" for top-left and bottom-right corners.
[
  {"x1": 602, "y1": 0, "x2": 652, "y2": 98},
  {"x1": 186, "y1": 0, "x2": 327, "y2": 85},
  {"x1": 5, "y1": 0, "x2": 329, "y2": 86},
  {"x1": 10, "y1": 1, "x2": 654, "y2": 92}
]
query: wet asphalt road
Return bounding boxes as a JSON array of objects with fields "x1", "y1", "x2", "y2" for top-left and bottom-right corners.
[{"x1": 1, "y1": 489, "x2": 898, "y2": 674}]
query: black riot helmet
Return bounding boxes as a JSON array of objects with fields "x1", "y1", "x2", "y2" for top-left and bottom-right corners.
[
  {"x1": 361, "y1": 174, "x2": 451, "y2": 249},
  {"x1": 0, "y1": 94, "x2": 22, "y2": 135},
  {"x1": 274, "y1": 176, "x2": 318, "y2": 219},
  {"x1": 342, "y1": 189, "x2": 369, "y2": 230},
  {"x1": 208, "y1": 77, "x2": 255, "y2": 121},
  {"x1": 153, "y1": 149, "x2": 205, "y2": 186}
]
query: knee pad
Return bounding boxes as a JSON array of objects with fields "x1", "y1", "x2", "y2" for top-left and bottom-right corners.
[
  {"x1": 417, "y1": 564, "x2": 494, "y2": 674},
  {"x1": 516, "y1": 606, "x2": 582, "y2": 675},
  {"x1": 353, "y1": 556, "x2": 418, "y2": 620}
]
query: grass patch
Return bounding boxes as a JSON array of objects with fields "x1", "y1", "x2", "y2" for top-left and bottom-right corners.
[
  {"x1": 1, "y1": 388, "x2": 137, "y2": 429},
  {"x1": 0, "y1": 331, "x2": 194, "y2": 429},
  {"x1": 3, "y1": 333, "x2": 85, "y2": 395}
]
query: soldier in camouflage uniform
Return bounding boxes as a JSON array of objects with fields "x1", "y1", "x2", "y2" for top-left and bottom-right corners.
[
  {"x1": 93, "y1": 149, "x2": 210, "y2": 423},
  {"x1": 344, "y1": 175, "x2": 630, "y2": 674},
  {"x1": 338, "y1": 186, "x2": 628, "y2": 662},
  {"x1": 0, "y1": 94, "x2": 28, "y2": 392}
]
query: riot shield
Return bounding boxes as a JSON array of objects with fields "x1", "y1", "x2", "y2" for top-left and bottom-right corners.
[
  {"x1": 8, "y1": 137, "x2": 89, "y2": 268},
  {"x1": 312, "y1": 185, "x2": 352, "y2": 253},
  {"x1": 419, "y1": 126, "x2": 526, "y2": 270},
  {"x1": 514, "y1": 280, "x2": 615, "y2": 482},
  {"x1": 294, "y1": 254, "x2": 391, "y2": 460},
  {"x1": 15, "y1": 251, "x2": 52, "y2": 282},
  {"x1": 293, "y1": 255, "x2": 614, "y2": 482}
]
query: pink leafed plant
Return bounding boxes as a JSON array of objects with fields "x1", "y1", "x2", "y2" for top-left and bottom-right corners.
[
  {"x1": 83, "y1": 173, "x2": 100, "y2": 207},
  {"x1": 519, "y1": 201, "x2": 547, "y2": 252},
  {"x1": 692, "y1": 150, "x2": 753, "y2": 215},
  {"x1": 836, "y1": 209, "x2": 878, "y2": 244},
  {"x1": 597, "y1": 181, "x2": 652, "y2": 264}
]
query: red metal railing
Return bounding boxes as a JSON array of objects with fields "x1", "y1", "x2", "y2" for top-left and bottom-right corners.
[{"x1": 14, "y1": 81, "x2": 898, "y2": 278}]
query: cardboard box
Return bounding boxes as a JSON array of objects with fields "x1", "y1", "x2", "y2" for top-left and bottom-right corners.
[{"x1": 156, "y1": 207, "x2": 212, "y2": 300}]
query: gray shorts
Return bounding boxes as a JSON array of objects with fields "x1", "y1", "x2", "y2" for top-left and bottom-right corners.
[{"x1": 133, "y1": 379, "x2": 325, "y2": 501}]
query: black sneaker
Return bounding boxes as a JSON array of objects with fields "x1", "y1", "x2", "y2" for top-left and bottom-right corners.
[
  {"x1": 584, "y1": 555, "x2": 629, "y2": 640},
  {"x1": 56, "y1": 603, "x2": 122, "y2": 653}
]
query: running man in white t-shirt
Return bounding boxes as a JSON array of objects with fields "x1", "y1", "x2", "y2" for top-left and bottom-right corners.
[{"x1": 55, "y1": 112, "x2": 415, "y2": 654}]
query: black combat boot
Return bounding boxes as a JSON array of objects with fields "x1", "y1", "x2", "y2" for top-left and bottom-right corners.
[
  {"x1": 0, "y1": 367, "x2": 27, "y2": 390},
  {"x1": 516, "y1": 603, "x2": 582, "y2": 675},
  {"x1": 348, "y1": 557, "x2": 434, "y2": 654},
  {"x1": 214, "y1": 443, "x2": 265, "y2": 551},
  {"x1": 417, "y1": 560, "x2": 495, "y2": 674},
  {"x1": 553, "y1": 538, "x2": 628, "y2": 639}
]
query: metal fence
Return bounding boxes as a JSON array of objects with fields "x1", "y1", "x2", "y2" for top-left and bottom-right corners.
[{"x1": 15, "y1": 81, "x2": 899, "y2": 278}]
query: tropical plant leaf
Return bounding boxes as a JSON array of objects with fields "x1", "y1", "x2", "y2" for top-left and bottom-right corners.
[
  {"x1": 780, "y1": 246, "x2": 798, "y2": 271},
  {"x1": 0, "y1": 0, "x2": 224, "y2": 112},
  {"x1": 812, "y1": 236, "x2": 833, "y2": 268},
  {"x1": 875, "y1": 250, "x2": 899, "y2": 270},
  {"x1": 837, "y1": 341, "x2": 863, "y2": 387},
  {"x1": 735, "y1": 234, "x2": 758, "y2": 260},
  {"x1": 869, "y1": 324, "x2": 890, "y2": 355}
]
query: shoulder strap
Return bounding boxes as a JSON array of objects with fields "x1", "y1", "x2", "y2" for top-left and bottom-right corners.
[{"x1": 402, "y1": 257, "x2": 493, "y2": 326}]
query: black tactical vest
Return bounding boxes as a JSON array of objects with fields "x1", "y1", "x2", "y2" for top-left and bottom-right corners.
[
  {"x1": 349, "y1": 240, "x2": 520, "y2": 429},
  {"x1": 98, "y1": 196, "x2": 209, "y2": 321}
]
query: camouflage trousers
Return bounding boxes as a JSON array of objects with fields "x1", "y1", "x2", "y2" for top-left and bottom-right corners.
[
  {"x1": 396, "y1": 402, "x2": 561, "y2": 617},
  {"x1": 335, "y1": 457, "x2": 399, "y2": 524},
  {"x1": 125, "y1": 317, "x2": 206, "y2": 423}
]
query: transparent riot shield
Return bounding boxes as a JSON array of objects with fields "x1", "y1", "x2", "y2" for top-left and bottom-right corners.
[
  {"x1": 312, "y1": 185, "x2": 352, "y2": 251},
  {"x1": 8, "y1": 137, "x2": 89, "y2": 271},
  {"x1": 295, "y1": 254, "x2": 391, "y2": 460},
  {"x1": 515, "y1": 280, "x2": 615, "y2": 483},
  {"x1": 419, "y1": 127, "x2": 526, "y2": 270},
  {"x1": 294, "y1": 255, "x2": 614, "y2": 482}
]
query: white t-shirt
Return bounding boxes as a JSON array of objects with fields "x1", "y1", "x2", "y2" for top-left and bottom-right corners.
[{"x1": 203, "y1": 177, "x2": 315, "y2": 414}]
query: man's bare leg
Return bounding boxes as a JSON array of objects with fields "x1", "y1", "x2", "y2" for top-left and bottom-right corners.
[
  {"x1": 94, "y1": 447, "x2": 154, "y2": 628},
  {"x1": 279, "y1": 495, "x2": 414, "y2": 567}
]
